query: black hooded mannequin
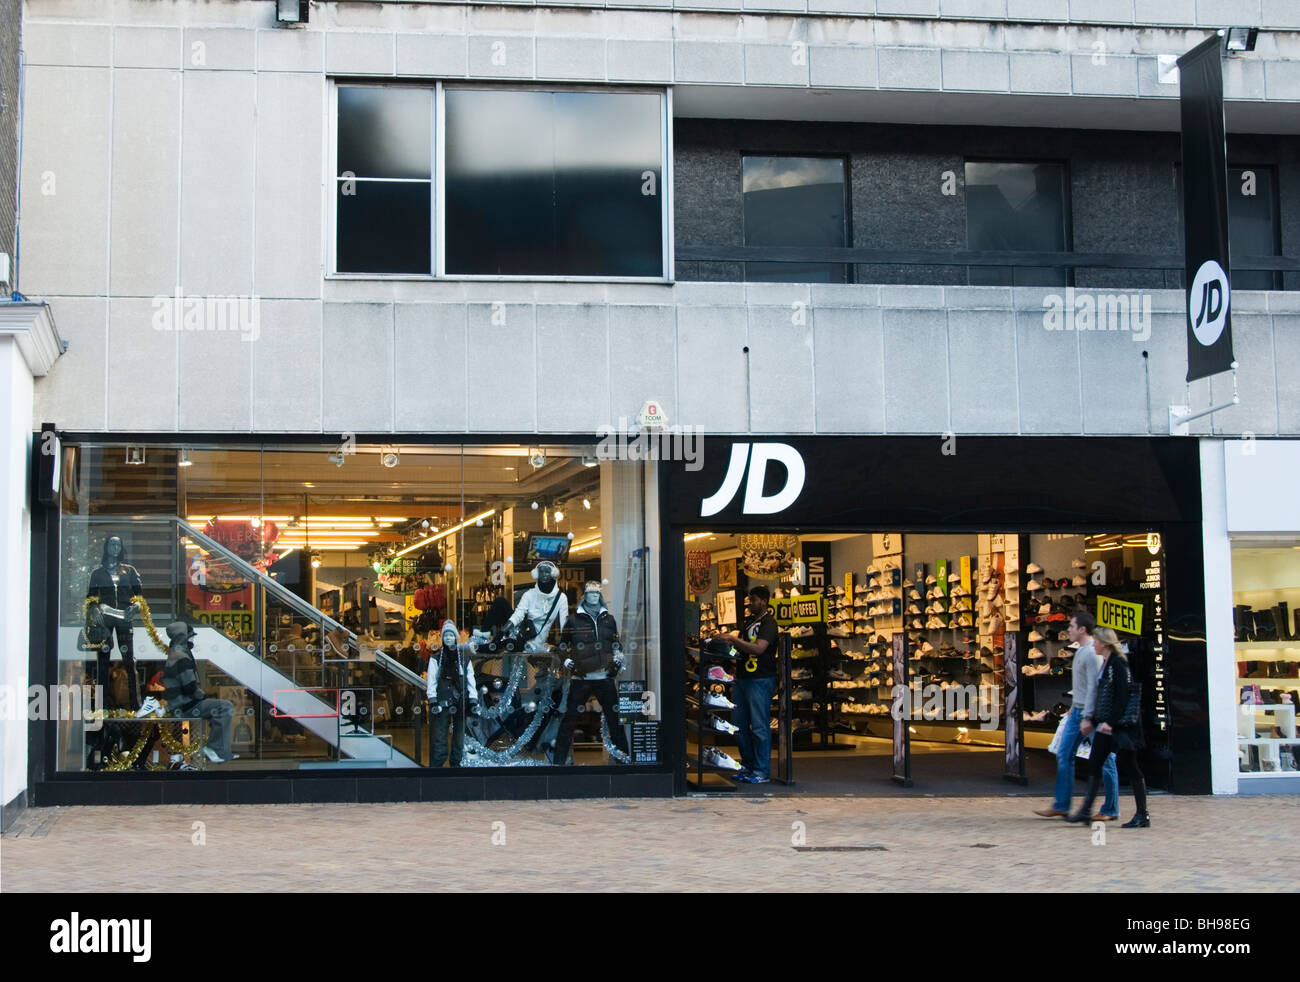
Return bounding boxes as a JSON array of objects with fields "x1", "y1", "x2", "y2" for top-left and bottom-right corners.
[{"x1": 86, "y1": 535, "x2": 143, "y2": 709}]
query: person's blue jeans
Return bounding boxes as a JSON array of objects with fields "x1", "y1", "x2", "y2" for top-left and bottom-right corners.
[
  {"x1": 732, "y1": 676, "x2": 776, "y2": 778},
  {"x1": 1053, "y1": 707, "x2": 1118, "y2": 816}
]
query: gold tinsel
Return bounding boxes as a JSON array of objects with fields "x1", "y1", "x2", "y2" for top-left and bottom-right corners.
[
  {"x1": 102, "y1": 728, "x2": 152, "y2": 771},
  {"x1": 94, "y1": 711, "x2": 208, "y2": 770},
  {"x1": 132, "y1": 595, "x2": 168, "y2": 654}
]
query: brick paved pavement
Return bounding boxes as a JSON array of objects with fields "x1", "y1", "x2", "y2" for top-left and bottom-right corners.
[{"x1": 3, "y1": 795, "x2": 1297, "y2": 892}]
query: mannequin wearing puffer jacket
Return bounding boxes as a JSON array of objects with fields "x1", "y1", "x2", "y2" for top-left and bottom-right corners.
[{"x1": 425, "y1": 620, "x2": 479, "y2": 767}]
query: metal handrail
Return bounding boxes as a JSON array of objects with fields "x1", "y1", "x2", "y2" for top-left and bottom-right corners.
[
  {"x1": 177, "y1": 518, "x2": 426, "y2": 691},
  {"x1": 675, "y1": 244, "x2": 1300, "y2": 273}
]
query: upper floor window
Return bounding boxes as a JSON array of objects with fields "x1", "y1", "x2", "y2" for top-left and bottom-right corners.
[
  {"x1": 1228, "y1": 166, "x2": 1282, "y2": 291},
  {"x1": 333, "y1": 84, "x2": 668, "y2": 279},
  {"x1": 742, "y1": 155, "x2": 849, "y2": 283},
  {"x1": 964, "y1": 161, "x2": 1069, "y2": 287}
]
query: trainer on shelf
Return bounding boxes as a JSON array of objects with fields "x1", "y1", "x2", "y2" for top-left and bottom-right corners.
[{"x1": 715, "y1": 585, "x2": 780, "y2": 784}]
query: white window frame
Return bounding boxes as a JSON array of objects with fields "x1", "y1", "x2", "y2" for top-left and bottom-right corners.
[{"x1": 327, "y1": 79, "x2": 672, "y2": 283}]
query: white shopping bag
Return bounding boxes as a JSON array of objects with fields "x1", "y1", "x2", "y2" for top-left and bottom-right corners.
[
  {"x1": 1047, "y1": 714, "x2": 1068, "y2": 755},
  {"x1": 1075, "y1": 737, "x2": 1092, "y2": 760}
]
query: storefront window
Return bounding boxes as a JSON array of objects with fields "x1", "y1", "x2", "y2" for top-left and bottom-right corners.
[
  {"x1": 54, "y1": 443, "x2": 659, "y2": 774},
  {"x1": 1230, "y1": 539, "x2": 1300, "y2": 777},
  {"x1": 683, "y1": 530, "x2": 1166, "y2": 791}
]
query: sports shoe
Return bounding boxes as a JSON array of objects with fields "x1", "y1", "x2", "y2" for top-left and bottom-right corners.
[
  {"x1": 135, "y1": 696, "x2": 164, "y2": 719},
  {"x1": 703, "y1": 691, "x2": 736, "y2": 709},
  {"x1": 827, "y1": 625, "x2": 851, "y2": 638},
  {"x1": 926, "y1": 617, "x2": 947, "y2": 629},
  {"x1": 925, "y1": 574, "x2": 937, "y2": 585},
  {"x1": 1072, "y1": 574, "x2": 1087, "y2": 587},
  {"x1": 707, "y1": 665, "x2": 735, "y2": 683},
  {"x1": 710, "y1": 714, "x2": 739, "y2": 735},
  {"x1": 828, "y1": 667, "x2": 852, "y2": 681},
  {"x1": 950, "y1": 584, "x2": 967, "y2": 597},
  {"x1": 907, "y1": 603, "x2": 921, "y2": 615},
  {"x1": 1072, "y1": 558, "x2": 1087, "y2": 569},
  {"x1": 789, "y1": 625, "x2": 814, "y2": 638},
  {"x1": 1026, "y1": 579, "x2": 1043, "y2": 591},
  {"x1": 736, "y1": 772, "x2": 770, "y2": 784},
  {"x1": 1028, "y1": 647, "x2": 1046, "y2": 660},
  {"x1": 791, "y1": 667, "x2": 813, "y2": 680},
  {"x1": 1026, "y1": 562, "x2": 1043, "y2": 574},
  {"x1": 703, "y1": 746, "x2": 742, "y2": 771},
  {"x1": 1028, "y1": 628, "x2": 1045, "y2": 642},
  {"x1": 792, "y1": 689, "x2": 813, "y2": 702}
]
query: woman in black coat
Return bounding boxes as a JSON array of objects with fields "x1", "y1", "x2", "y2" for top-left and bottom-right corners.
[{"x1": 1066, "y1": 626, "x2": 1150, "y2": 828}]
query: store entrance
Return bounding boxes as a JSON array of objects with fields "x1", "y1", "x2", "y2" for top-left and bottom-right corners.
[{"x1": 683, "y1": 529, "x2": 1167, "y2": 796}]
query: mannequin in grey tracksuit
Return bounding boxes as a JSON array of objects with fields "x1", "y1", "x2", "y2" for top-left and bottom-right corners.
[{"x1": 425, "y1": 620, "x2": 479, "y2": 767}]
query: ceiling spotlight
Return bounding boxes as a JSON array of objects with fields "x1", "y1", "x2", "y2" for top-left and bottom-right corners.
[
  {"x1": 250, "y1": 516, "x2": 261, "y2": 528},
  {"x1": 529, "y1": 448, "x2": 546, "y2": 469},
  {"x1": 178, "y1": 449, "x2": 193, "y2": 468},
  {"x1": 1223, "y1": 27, "x2": 1258, "y2": 51},
  {"x1": 475, "y1": 518, "x2": 484, "y2": 527},
  {"x1": 531, "y1": 501, "x2": 539, "y2": 510},
  {"x1": 567, "y1": 531, "x2": 574, "y2": 540},
  {"x1": 444, "y1": 563, "x2": 452, "y2": 572},
  {"x1": 581, "y1": 453, "x2": 598, "y2": 468},
  {"x1": 421, "y1": 519, "x2": 430, "y2": 529},
  {"x1": 554, "y1": 509, "x2": 564, "y2": 522},
  {"x1": 381, "y1": 448, "x2": 400, "y2": 469},
  {"x1": 582, "y1": 498, "x2": 591, "y2": 510}
]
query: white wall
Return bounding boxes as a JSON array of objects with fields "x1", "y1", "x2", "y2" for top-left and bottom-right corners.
[
  {"x1": 0, "y1": 339, "x2": 34, "y2": 811},
  {"x1": 1201, "y1": 439, "x2": 1239, "y2": 795}
]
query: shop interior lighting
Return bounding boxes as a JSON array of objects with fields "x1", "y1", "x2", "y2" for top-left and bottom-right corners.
[
  {"x1": 554, "y1": 508, "x2": 565, "y2": 522},
  {"x1": 582, "y1": 498, "x2": 591, "y2": 510},
  {"x1": 177, "y1": 449, "x2": 193, "y2": 467},
  {"x1": 569, "y1": 536, "x2": 601, "y2": 555},
  {"x1": 581, "y1": 454, "x2": 598, "y2": 467},
  {"x1": 391, "y1": 509, "x2": 496, "y2": 558},
  {"x1": 125, "y1": 446, "x2": 146, "y2": 466},
  {"x1": 1223, "y1": 27, "x2": 1258, "y2": 51},
  {"x1": 683, "y1": 532, "x2": 713, "y2": 542},
  {"x1": 380, "y1": 448, "x2": 400, "y2": 468}
]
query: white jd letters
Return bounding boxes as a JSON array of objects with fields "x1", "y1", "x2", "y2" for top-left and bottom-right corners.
[{"x1": 700, "y1": 443, "x2": 806, "y2": 517}]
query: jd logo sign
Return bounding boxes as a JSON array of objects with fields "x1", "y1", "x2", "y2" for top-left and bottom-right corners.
[
  {"x1": 1189, "y1": 259, "x2": 1229, "y2": 347},
  {"x1": 701, "y1": 443, "x2": 805, "y2": 517}
]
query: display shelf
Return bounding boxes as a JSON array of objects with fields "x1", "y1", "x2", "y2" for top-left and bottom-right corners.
[
  {"x1": 1237, "y1": 737, "x2": 1300, "y2": 746},
  {"x1": 1235, "y1": 641, "x2": 1300, "y2": 650},
  {"x1": 1237, "y1": 677, "x2": 1300, "y2": 685},
  {"x1": 1238, "y1": 769, "x2": 1300, "y2": 778}
]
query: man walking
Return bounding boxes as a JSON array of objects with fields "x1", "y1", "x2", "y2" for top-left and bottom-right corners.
[
  {"x1": 717, "y1": 585, "x2": 779, "y2": 784},
  {"x1": 1034, "y1": 610, "x2": 1118, "y2": 820}
]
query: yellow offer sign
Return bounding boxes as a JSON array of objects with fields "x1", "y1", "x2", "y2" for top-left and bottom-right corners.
[
  {"x1": 1097, "y1": 595, "x2": 1143, "y2": 635},
  {"x1": 774, "y1": 594, "x2": 825, "y2": 626}
]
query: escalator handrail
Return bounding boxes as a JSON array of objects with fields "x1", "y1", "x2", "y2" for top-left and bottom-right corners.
[{"x1": 178, "y1": 518, "x2": 428, "y2": 691}]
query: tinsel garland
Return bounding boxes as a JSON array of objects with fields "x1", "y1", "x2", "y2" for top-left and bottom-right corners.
[
  {"x1": 132, "y1": 596, "x2": 168, "y2": 654},
  {"x1": 94, "y1": 711, "x2": 208, "y2": 770},
  {"x1": 463, "y1": 677, "x2": 557, "y2": 765},
  {"x1": 102, "y1": 728, "x2": 152, "y2": 771},
  {"x1": 156, "y1": 721, "x2": 208, "y2": 760}
]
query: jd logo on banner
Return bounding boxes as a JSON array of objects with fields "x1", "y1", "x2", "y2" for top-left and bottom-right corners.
[{"x1": 701, "y1": 443, "x2": 806, "y2": 517}]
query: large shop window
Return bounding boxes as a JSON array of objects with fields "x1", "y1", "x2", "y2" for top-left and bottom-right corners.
[
  {"x1": 1230, "y1": 538, "x2": 1300, "y2": 779},
  {"x1": 52, "y1": 444, "x2": 660, "y2": 774},
  {"x1": 964, "y1": 160, "x2": 1070, "y2": 287},
  {"x1": 1227, "y1": 165, "x2": 1282, "y2": 292},
  {"x1": 741, "y1": 155, "x2": 850, "y2": 284},
  {"x1": 334, "y1": 83, "x2": 667, "y2": 279}
]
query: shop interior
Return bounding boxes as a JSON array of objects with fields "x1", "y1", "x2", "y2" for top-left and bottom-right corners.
[
  {"x1": 58, "y1": 443, "x2": 658, "y2": 772},
  {"x1": 684, "y1": 529, "x2": 1169, "y2": 795},
  {"x1": 1230, "y1": 536, "x2": 1300, "y2": 781}
]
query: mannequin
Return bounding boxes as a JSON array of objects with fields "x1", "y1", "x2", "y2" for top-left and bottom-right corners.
[
  {"x1": 161, "y1": 621, "x2": 237, "y2": 764},
  {"x1": 506, "y1": 560, "x2": 569, "y2": 651},
  {"x1": 554, "y1": 580, "x2": 629, "y2": 765},
  {"x1": 86, "y1": 535, "x2": 143, "y2": 710},
  {"x1": 425, "y1": 619, "x2": 480, "y2": 767}
]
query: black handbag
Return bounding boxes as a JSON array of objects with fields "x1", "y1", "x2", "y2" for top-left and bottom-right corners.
[{"x1": 1119, "y1": 682, "x2": 1142, "y2": 727}]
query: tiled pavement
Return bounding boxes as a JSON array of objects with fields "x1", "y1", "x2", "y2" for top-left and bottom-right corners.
[{"x1": 3, "y1": 795, "x2": 1298, "y2": 892}]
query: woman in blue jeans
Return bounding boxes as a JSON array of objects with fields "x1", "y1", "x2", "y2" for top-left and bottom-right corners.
[{"x1": 716, "y1": 586, "x2": 780, "y2": 784}]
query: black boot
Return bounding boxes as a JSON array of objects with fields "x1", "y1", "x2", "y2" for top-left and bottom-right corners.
[
  {"x1": 1236, "y1": 605, "x2": 1254, "y2": 642},
  {"x1": 1065, "y1": 773, "x2": 1101, "y2": 824},
  {"x1": 1277, "y1": 603, "x2": 1292, "y2": 642},
  {"x1": 1121, "y1": 812, "x2": 1150, "y2": 828}
]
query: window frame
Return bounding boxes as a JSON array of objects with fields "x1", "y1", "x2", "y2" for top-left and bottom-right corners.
[
  {"x1": 962, "y1": 156, "x2": 1074, "y2": 288},
  {"x1": 738, "y1": 150, "x2": 854, "y2": 285},
  {"x1": 327, "y1": 79, "x2": 673, "y2": 283}
]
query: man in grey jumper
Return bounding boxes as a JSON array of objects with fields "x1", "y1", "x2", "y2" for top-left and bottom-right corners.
[{"x1": 1034, "y1": 610, "x2": 1118, "y2": 819}]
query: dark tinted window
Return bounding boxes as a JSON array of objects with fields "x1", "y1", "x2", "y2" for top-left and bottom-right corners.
[
  {"x1": 1228, "y1": 166, "x2": 1280, "y2": 291},
  {"x1": 444, "y1": 89, "x2": 663, "y2": 276},
  {"x1": 337, "y1": 182, "x2": 431, "y2": 274},
  {"x1": 742, "y1": 156, "x2": 848, "y2": 283},
  {"x1": 965, "y1": 161, "x2": 1068, "y2": 287},
  {"x1": 336, "y1": 86, "x2": 433, "y2": 274},
  {"x1": 337, "y1": 86, "x2": 432, "y2": 180}
]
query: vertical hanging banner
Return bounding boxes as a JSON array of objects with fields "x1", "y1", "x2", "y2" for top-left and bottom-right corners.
[
  {"x1": 892, "y1": 633, "x2": 911, "y2": 787},
  {"x1": 801, "y1": 542, "x2": 831, "y2": 595},
  {"x1": 1004, "y1": 633, "x2": 1025, "y2": 784},
  {"x1": 1178, "y1": 35, "x2": 1235, "y2": 382}
]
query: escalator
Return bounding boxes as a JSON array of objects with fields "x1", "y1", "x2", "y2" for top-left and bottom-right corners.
[{"x1": 62, "y1": 517, "x2": 422, "y2": 768}]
